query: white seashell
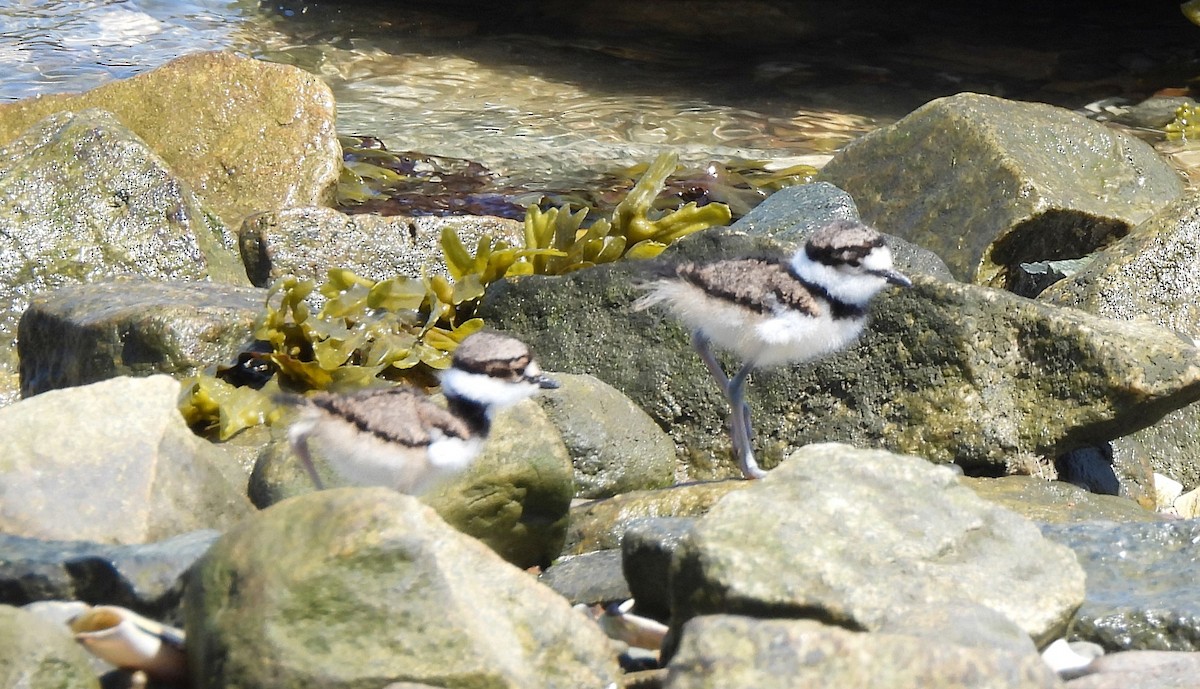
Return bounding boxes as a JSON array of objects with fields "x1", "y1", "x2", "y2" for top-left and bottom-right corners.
[
  {"x1": 598, "y1": 599, "x2": 668, "y2": 651},
  {"x1": 68, "y1": 605, "x2": 187, "y2": 682},
  {"x1": 1041, "y1": 637, "x2": 1103, "y2": 678}
]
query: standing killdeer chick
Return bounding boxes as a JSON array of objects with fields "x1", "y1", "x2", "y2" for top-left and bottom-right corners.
[
  {"x1": 634, "y1": 219, "x2": 912, "y2": 479},
  {"x1": 287, "y1": 331, "x2": 559, "y2": 495}
]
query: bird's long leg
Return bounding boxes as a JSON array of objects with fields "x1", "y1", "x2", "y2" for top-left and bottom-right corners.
[
  {"x1": 691, "y1": 331, "x2": 754, "y2": 443},
  {"x1": 290, "y1": 432, "x2": 326, "y2": 490},
  {"x1": 728, "y1": 361, "x2": 767, "y2": 479}
]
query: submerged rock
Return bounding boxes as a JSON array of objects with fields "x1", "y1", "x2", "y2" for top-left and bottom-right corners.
[
  {"x1": 1042, "y1": 519, "x2": 1200, "y2": 652},
  {"x1": 185, "y1": 488, "x2": 620, "y2": 689},
  {"x1": 668, "y1": 444, "x2": 1084, "y2": 650},
  {"x1": 0, "y1": 375, "x2": 253, "y2": 544},
  {"x1": 818, "y1": 92, "x2": 1183, "y2": 288},
  {"x1": 0, "y1": 51, "x2": 340, "y2": 227},
  {"x1": 238, "y1": 206, "x2": 524, "y2": 287},
  {"x1": 18, "y1": 278, "x2": 265, "y2": 397},
  {"x1": 1041, "y1": 193, "x2": 1200, "y2": 493}
]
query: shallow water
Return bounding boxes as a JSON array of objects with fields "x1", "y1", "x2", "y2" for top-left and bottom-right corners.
[{"x1": 2, "y1": 0, "x2": 1199, "y2": 191}]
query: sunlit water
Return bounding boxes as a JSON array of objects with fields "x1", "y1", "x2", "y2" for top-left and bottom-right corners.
[{"x1": 2, "y1": 1, "x2": 1198, "y2": 191}]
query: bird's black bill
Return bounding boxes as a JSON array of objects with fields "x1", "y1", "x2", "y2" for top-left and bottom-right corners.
[
  {"x1": 879, "y1": 269, "x2": 913, "y2": 288},
  {"x1": 535, "y1": 374, "x2": 560, "y2": 389}
]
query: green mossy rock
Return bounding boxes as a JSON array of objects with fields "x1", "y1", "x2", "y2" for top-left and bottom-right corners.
[
  {"x1": 818, "y1": 92, "x2": 1183, "y2": 288},
  {"x1": 185, "y1": 488, "x2": 620, "y2": 689},
  {"x1": 0, "y1": 51, "x2": 340, "y2": 227},
  {"x1": 480, "y1": 249, "x2": 1200, "y2": 477}
]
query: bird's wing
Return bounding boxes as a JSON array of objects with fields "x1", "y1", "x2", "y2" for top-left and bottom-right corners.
[
  {"x1": 310, "y1": 387, "x2": 473, "y2": 445},
  {"x1": 678, "y1": 258, "x2": 821, "y2": 316}
]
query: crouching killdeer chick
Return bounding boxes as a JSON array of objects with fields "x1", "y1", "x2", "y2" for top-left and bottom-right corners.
[
  {"x1": 634, "y1": 219, "x2": 912, "y2": 479},
  {"x1": 287, "y1": 331, "x2": 559, "y2": 495}
]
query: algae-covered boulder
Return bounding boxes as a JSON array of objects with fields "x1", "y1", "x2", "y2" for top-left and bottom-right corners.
[
  {"x1": 1042, "y1": 193, "x2": 1200, "y2": 492},
  {"x1": 818, "y1": 92, "x2": 1183, "y2": 288},
  {"x1": 18, "y1": 278, "x2": 265, "y2": 397},
  {"x1": 0, "y1": 375, "x2": 253, "y2": 545},
  {"x1": 239, "y1": 206, "x2": 524, "y2": 286},
  {"x1": 481, "y1": 248, "x2": 1200, "y2": 477},
  {"x1": 669, "y1": 444, "x2": 1085, "y2": 648},
  {"x1": 185, "y1": 488, "x2": 620, "y2": 689},
  {"x1": 0, "y1": 109, "x2": 249, "y2": 404},
  {"x1": 0, "y1": 51, "x2": 340, "y2": 226},
  {"x1": 536, "y1": 372, "x2": 676, "y2": 499}
]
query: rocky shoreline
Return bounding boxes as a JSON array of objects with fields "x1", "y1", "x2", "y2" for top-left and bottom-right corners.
[{"x1": 3, "y1": 51, "x2": 1200, "y2": 688}]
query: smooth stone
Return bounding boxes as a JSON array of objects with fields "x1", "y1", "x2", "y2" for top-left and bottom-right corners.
[
  {"x1": 539, "y1": 549, "x2": 631, "y2": 606},
  {"x1": 184, "y1": 488, "x2": 621, "y2": 689},
  {"x1": 0, "y1": 604, "x2": 100, "y2": 689},
  {"x1": 0, "y1": 375, "x2": 253, "y2": 544}
]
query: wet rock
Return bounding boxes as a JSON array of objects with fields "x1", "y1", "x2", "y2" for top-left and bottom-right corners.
[
  {"x1": 663, "y1": 615, "x2": 1061, "y2": 689},
  {"x1": 482, "y1": 251, "x2": 1200, "y2": 477},
  {"x1": 1041, "y1": 519, "x2": 1200, "y2": 652},
  {"x1": 818, "y1": 92, "x2": 1183, "y2": 288},
  {"x1": 563, "y1": 481, "x2": 748, "y2": 555},
  {"x1": 185, "y1": 488, "x2": 620, "y2": 689},
  {"x1": 0, "y1": 375, "x2": 253, "y2": 544},
  {"x1": 536, "y1": 373, "x2": 675, "y2": 499},
  {"x1": 1041, "y1": 193, "x2": 1200, "y2": 494},
  {"x1": 962, "y1": 476, "x2": 1158, "y2": 524},
  {"x1": 621, "y1": 517, "x2": 696, "y2": 622},
  {"x1": 0, "y1": 51, "x2": 341, "y2": 227},
  {"x1": 1065, "y1": 650, "x2": 1200, "y2": 689},
  {"x1": 669, "y1": 444, "x2": 1085, "y2": 650},
  {"x1": 539, "y1": 549, "x2": 630, "y2": 606},
  {"x1": 0, "y1": 530, "x2": 218, "y2": 619},
  {"x1": 254, "y1": 398, "x2": 573, "y2": 569},
  {"x1": 0, "y1": 109, "x2": 248, "y2": 405},
  {"x1": 0, "y1": 604, "x2": 99, "y2": 689},
  {"x1": 238, "y1": 206, "x2": 524, "y2": 287},
  {"x1": 18, "y1": 278, "x2": 265, "y2": 397}
]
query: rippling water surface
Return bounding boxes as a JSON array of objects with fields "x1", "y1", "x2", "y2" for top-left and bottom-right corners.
[{"x1": 2, "y1": 1, "x2": 1198, "y2": 190}]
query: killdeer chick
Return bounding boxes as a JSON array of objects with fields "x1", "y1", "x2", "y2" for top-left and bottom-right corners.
[
  {"x1": 287, "y1": 331, "x2": 558, "y2": 495},
  {"x1": 634, "y1": 219, "x2": 912, "y2": 479}
]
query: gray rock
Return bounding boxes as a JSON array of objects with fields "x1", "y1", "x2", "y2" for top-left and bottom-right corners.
[
  {"x1": 482, "y1": 257, "x2": 1200, "y2": 478},
  {"x1": 669, "y1": 444, "x2": 1085, "y2": 650},
  {"x1": 878, "y1": 601, "x2": 1040, "y2": 657},
  {"x1": 0, "y1": 605, "x2": 99, "y2": 689},
  {"x1": 0, "y1": 51, "x2": 341, "y2": 229},
  {"x1": 184, "y1": 488, "x2": 621, "y2": 689},
  {"x1": 18, "y1": 278, "x2": 265, "y2": 397},
  {"x1": 1041, "y1": 193, "x2": 1200, "y2": 494},
  {"x1": 621, "y1": 517, "x2": 696, "y2": 622},
  {"x1": 0, "y1": 375, "x2": 253, "y2": 544},
  {"x1": 0, "y1": 530, "x2": 218, "y2": 619},
  {"x1": 818, "y1": 92, "x2": 1183, "y2": 288},
  {"x1": 564, "y1": 481, "x2": 748, "y2": 556},
  {"x1": 536, "y1": 373, "x2": 675, "y2": 499},
  {"x1": 238, "y1": 206, "x2": 525, "y2": 286},
  {"x1": 663, "y1": 615, "x2": 1062, "y2": 689},
  {"x1": 1065, "y1": 650, "x2": 1200, "y2": 689},
  {"x1": 0, "y1": 109, "x2": 248, "y2": 405},
  {"x1": 255, "y1": 398, "x2": 573, "y2": 569},
  {"x1": 728, "y1": 181, "x2": 860, "y2": 241},
  {"x1": 1041, "y1": 519, "x2": 1200, "y2": 651},
  {"x1": 539, "y1": 549, "x2": 630, "y2": 606},
  {"x1": 962, "y1": 475, "x2": 1158, "y2": 524}
]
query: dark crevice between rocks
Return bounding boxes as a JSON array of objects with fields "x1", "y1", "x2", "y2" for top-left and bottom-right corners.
[{"x1": 989, "y1": 210, "x2": 1129, "y2": 297}]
